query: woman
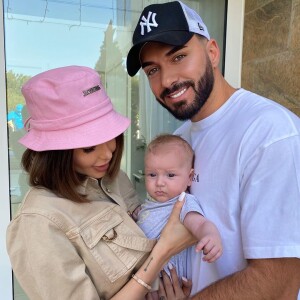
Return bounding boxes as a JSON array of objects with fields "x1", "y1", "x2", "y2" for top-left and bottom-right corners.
[{"x1": 6, "y1": 66, "x2": 195, "y2": 300}]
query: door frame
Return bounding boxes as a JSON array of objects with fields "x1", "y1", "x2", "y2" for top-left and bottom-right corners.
[
  {"x1": 0, "y1": 1, "x2": 13, "y2": 299},
  {"x1": 224, "y1": 0, "x2": 245, "y2": 87}
]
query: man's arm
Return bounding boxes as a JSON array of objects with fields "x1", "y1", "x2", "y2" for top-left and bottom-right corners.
[{"x1": 191, "y1": 258, "x2": 300, "y2": 299}]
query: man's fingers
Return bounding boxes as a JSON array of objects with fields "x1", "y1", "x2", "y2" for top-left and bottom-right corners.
[
  {"x1": 168, "y1": 263, "x2": 181, "y2": 294},
  {"x1": 146, "y1": 291, "x2": 159, "y2": 300},
  {"x1": 158, "y1": 273, "x2": 168, "y2": 299},
  {"x1": 161, "y1": 270, "x2": 174, "y2": 293},
  {"x1": 182, "y1": 276, "x2": 193, "y2": 297}
]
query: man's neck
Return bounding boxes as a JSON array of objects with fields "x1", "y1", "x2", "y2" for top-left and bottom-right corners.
[{"x1": 191, "y1": 73, "x2": 236, "y2": 122}]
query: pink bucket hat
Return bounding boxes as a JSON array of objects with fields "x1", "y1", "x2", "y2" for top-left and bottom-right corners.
[{"x1": 19, "y1": 66, "x2": 130, "y2": 151}]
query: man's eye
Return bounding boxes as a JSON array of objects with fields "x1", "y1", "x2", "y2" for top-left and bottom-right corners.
[
  {"x1": 174, "y1": 54, "x2": 186, "y2": 62},
  {"x1": 82, "y1": 147, "x2": 95, "y2": 153},
  {"x1": 168, "y1": 173, "x2": 175, "y2": 178},
  {"x1": 147, "y1": 67, "x2": 158, "y2": 76}
]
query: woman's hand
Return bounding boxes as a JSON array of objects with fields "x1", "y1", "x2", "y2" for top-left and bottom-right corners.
[
  {"x1": 113, "y1": 195, "x2": 196, "y2": 300},
  {"x1": 157, "y1": 194, "x2": 197, "y2": 258}
]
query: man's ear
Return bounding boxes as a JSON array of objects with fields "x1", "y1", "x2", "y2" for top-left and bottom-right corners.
[{"x1": 206, "y1": 39, "x2": 220, "y2": 68}]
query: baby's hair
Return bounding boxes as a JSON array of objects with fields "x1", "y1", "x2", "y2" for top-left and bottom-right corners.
[{"x1": 146, "y1": 134, "x2": 194, "y2": 167}]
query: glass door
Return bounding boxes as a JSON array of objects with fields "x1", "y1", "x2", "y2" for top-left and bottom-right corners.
[{"x1": 1, "y1": 0, "x2": 236, "y2": 298}]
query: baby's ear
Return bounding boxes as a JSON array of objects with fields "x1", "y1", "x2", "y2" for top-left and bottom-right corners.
[{"x1": 188, "y1": 169, "x2": 194, "y2": 186}]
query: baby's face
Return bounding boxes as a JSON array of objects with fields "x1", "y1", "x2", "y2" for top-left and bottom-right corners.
[{"x1": 144, "y1": 144, "x2": 193, "y2": 202}]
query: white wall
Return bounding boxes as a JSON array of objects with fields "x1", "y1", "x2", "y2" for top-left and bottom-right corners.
[{"x1": 224, "y1": 0, "x2": 245, "y2": 88}]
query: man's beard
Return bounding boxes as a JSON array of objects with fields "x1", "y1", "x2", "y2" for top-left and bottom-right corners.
[{"x1": 157, "y1": 58, "x2": 214, "y2": 121}]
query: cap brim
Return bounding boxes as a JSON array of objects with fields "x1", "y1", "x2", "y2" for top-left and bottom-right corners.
[{"x1": 126, "y1": 31, "x2": 193, "y2": 77}]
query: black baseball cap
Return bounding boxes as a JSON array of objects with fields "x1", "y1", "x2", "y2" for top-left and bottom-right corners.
[{"x1": 126, "y1": 1, "x2": 210, "y2": 77}]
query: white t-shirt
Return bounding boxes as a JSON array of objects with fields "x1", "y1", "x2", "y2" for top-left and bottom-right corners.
[{"x1": 175, "y1": 89, "x2": 300, "y2": 296}]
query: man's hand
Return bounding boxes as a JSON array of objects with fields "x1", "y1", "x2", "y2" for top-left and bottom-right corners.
[{"x1": 158, "y1": 264, "x2": 192, "y2": 300}]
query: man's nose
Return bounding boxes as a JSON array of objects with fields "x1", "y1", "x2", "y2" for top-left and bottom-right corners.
[{"x1": 160, "y1": 67, "x2": 179, "y2": 90}]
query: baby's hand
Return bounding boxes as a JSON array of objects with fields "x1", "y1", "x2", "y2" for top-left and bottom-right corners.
[
  {"x1": 195, "y1": 233, "x2": 223, "y2": 263},
  {"x1": 131, "y1": 205, "x2": 142, "y2": 221}
]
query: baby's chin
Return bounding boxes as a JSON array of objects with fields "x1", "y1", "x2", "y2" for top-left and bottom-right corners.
[{"x1": 151, "y1": 192, "x2": 177, "y2": 203}]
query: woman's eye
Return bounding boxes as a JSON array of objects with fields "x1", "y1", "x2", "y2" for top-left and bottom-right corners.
[{"x1": 82, "y1": 147, "x2": 95, "y2": 153}]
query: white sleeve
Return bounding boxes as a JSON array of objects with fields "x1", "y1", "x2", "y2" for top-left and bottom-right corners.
[
  {"x1": 180, "y1": 194, "x2": 205, "y2": 222},
  {"x1": 240, "y1": 136, "x2": 300, "y2": 258}
]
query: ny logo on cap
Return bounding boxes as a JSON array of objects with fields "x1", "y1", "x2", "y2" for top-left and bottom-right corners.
[{"x1": 140, "y1": 11, "x2": 158, "y2": 35}]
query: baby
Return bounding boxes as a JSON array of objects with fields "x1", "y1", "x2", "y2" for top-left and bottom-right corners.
[{"x1": 136, "y1": 134, "x2": 222, "y2": 280}]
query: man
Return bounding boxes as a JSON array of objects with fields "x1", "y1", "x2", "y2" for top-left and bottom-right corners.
[{"x1": 127, "y1": 1, "x2": 300, "y2": 299}]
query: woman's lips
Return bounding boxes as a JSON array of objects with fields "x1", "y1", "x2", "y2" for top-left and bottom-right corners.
[{"x1": 93, "y1": 163, "x2": 109, "y2": 172}]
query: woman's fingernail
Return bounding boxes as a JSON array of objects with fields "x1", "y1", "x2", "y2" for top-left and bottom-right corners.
[
  {"x1": 178, "y1": 192, "x2": 186, "y2": 201},
  {"x1": 168, "y1": 262, "x2": 173, "y2": 270},
  {"x1": 182, "y1": 276, "x2": 188, "y2": 282}
]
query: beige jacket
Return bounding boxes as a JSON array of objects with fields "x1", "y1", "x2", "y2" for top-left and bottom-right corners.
[{"x1": 6, "y1": 170, "x2": 155, "y2": 300}]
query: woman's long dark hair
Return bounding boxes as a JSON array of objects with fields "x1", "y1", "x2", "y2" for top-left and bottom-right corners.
[{"x1": 21, "y1": 134, "x2": 124, "y2": 203}]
